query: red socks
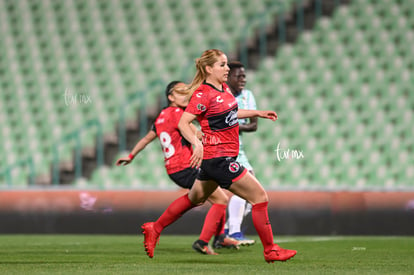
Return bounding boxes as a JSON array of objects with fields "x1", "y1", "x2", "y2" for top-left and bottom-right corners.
[
  {"x1": 152, "y1": 195, "x2": 226, "y2": 245},
  {"x1": 153, "y1": 194, "x2": 274, "y2": 253},
  {"x1": 199, "y1": 204, "x2": 227, "y2": 243},
  {"x1": 252, "y1": 201, "x2": 274, "y2": 253},
  {"x1": 215, "y1": 206, "x2": 226, "y2": 237},
  {"x1": 154, "y1": 194, "x2": 196, "y2": 234}
]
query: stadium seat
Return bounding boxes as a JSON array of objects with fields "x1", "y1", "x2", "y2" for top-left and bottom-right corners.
[
  {"x1": 242, "y1": 2, "x2": 413, "y2": 190},
  {"x1": 1, "y1": 0, "x2": 412, "y2": 191}
]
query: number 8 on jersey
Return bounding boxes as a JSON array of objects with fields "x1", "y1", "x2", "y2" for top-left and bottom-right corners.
[{"x1": 160, "y1": 131, "x2": 175, "y2": 159}]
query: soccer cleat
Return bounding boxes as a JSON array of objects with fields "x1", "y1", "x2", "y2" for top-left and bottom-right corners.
[
  {"x1": 213, "y1": 234, "x2": 240, "y2": 250},
  {"x1": 141, "y1": 222, "x2": 160, "y2": 258},
  {"x1": 264, "y1": 244, "x2": 297, "y2": 263},
  {"x1": 229, "y1": 232, "x2": 255, "y2": 246},
  {"x1": 192, "y1": 239, "x2": 218, "y2": 255}
]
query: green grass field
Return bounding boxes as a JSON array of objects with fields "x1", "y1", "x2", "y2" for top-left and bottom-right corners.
[{"x1": 0, "y1": 235, "x2": 413, "y2": 274}]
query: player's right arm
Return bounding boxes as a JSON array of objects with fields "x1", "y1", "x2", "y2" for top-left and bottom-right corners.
[
  {"x1": 178, "y1": 112, "x2": 203, "y2": 168},
  {"x1": 189, "y1": 123, "x2": 203, "y2": 140},
  {"x1": 116, "y1": 130, "x2": 157, "y2": 166}
]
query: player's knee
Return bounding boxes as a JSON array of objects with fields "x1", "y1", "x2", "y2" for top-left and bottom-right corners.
[
  {"x1": 253, "y1": 190, "x2": 268, "y2": 204},
  {"x1": 208, "y1": 193, "x2": 228, "y2": 205},
  {"x1": 219, "y1": 195, "x2": 229, "y2": 205},
  {"x1": 261, "y1": 193, "x2": 269, "y2": 203},
  {"x1": 189, "y1": 196, "x2": 206, "y2": 205}
]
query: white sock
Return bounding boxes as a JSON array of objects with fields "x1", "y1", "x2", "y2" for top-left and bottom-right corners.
[
  {"x1": 227, "y1": 195, "x2": 246, "y2": 235},
  {"x1": 244, "y1": 202, "x2": 252, "y2": 217}
]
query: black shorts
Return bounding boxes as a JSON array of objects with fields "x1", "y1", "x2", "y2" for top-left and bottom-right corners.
[
  {"x1": 197, "y1": 156, "x2": 248, "y2": 189},
  {"x1": 168, "y1": 167, "x2": 199, "y2": 189}
]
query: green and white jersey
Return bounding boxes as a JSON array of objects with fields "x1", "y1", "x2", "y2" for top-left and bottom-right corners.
[{"x1": 235, "y1": 89, "x2": 256, "y2": 171}]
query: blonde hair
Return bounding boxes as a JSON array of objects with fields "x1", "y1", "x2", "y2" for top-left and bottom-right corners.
[{"x1": 179, "y1": 49, "x2": 225, "y2": 97}]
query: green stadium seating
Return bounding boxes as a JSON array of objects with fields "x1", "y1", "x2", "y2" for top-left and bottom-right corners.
[
  {"x1": 1, "y1": 0, "x2": 412, "y2": 191},
  {"x1": 0, "y1": 0, "x2": 294, "y2": 188},
  {"x1": 244, "y1": 1, "x2": 413, "y2": 190}
]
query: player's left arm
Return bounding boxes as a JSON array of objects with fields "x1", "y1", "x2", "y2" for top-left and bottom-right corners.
[
  {"x1": 238, "y1": 109, "x2": 277, "y2": 121},
  {"x1": 116, "y1": 130, "x2": 157, "y2": 166}
]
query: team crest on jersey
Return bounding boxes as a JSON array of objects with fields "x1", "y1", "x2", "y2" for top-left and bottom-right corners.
[
  {"x1": 197, "y1": 103, "x2": 206, "y2": 111},
  {"x1": 229, "y1": 162, "x2": 240, "y2": 173}
]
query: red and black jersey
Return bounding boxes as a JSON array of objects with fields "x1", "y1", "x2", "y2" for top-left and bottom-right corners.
[
  {"x1": 152, "y1": 107, "x2": 192, "y2": 174},
  {"x1": 185, "y1": 82, "x2": 239, "y2": 159}
]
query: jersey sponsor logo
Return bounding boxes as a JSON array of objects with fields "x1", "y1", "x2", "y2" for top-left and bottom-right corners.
[
  {"x1": 228, "y1": 100, "x2": 237, "y2": 108},
  {"x1": 216, "y1": 96, "x2": 224, "y2": 103},
  {"x1": 225, "y1": 110, "x2": 238, "y2": 126},
  {"x1": 196, "y1": 92, "x2": 203, "y2": 98},
  {"x1": 197, "y1": 103, "x2": 206, "y2": 111},
  {"x1": 207, "y1": 106, "x2": 238, "y2": 131},
  {"x1": 229, "y1": 162, "x2": 240, "y2": 173}
]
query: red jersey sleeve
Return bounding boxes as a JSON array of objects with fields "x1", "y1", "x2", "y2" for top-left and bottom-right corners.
[{"x1": 185, "y1": 89, "x2": 210, "y2": 115}]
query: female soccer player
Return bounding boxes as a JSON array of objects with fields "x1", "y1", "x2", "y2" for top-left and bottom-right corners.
[
  {"x1": 223, "y1": 61, "x2": 257, "y2": 246},
  {"x1": 116, "y1": 81, "x2": 239, "y2": 256},
  {"x1": 141, "y1": 49, "x2": 297, "y2": 263}
]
